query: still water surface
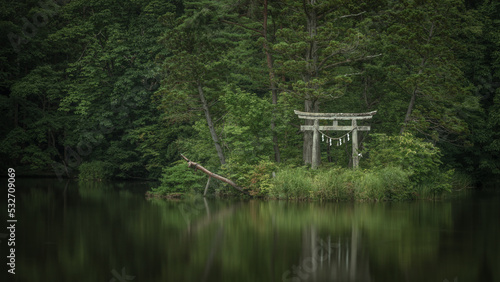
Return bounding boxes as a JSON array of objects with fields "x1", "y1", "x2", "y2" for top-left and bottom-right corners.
[{"x1": 1, "y1": 178, "x2": 499, "y2": 282}]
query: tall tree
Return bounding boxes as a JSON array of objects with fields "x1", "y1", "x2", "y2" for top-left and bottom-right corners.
[
  {"x1": 218, "y1": 0, "x2": 283, "y2": 162},
  {"x1": 156, "y1": 3, "x2": 238, "y2": 165},
  {"x1": 53, "y1": 0, "x2": 177, "y2": 178},
  {"x1": 0, "y1": 0, "x2": 76, "y2": 171},
  {"x1": 1, "y1": 0, "x2": 179, "y2": 178},
  {"x1": 379, "y1": 0, "x2": 478, "y2": 141},
  {"x1": 453, "y1": 0, "x2": 500, "y2": 178},
  {"x1": 273, "y1": 0, "x2": 379, "y2": 165}
]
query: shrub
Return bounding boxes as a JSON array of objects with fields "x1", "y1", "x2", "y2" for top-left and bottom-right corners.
[
  {"x1": 78, "y1": 161, "x2": 114, "y2": 180},
  {"x1": 416, "y1": 169, "x2": 453, "y2": 199},
  {"x1": 151, "y1": 161, "x2": 206, "y2": 195},
  {"x1": 364, "y1": 133, "x2": 442, "y2": 183},
  {"x1": 245, "y1": 160, "x2": 277, "y2": 196},
  {"x1": 221, "y1": 159, "x2": 277, "y2": 196},
  {"x1": 449, "y1": 171, "x2": 475, "y2": 190}
]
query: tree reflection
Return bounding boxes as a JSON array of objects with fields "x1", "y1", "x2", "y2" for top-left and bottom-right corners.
[{"x1": 10, "y1": 179, "x2": 500, "y2": 282}]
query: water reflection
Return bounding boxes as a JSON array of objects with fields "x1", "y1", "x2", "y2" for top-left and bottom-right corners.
[
  {"x1": 1, "y1": 179, "x2": 499, "y2": 282},
  {"x1": 281, "y1": 224, "x2": 370, "y2": 282}
]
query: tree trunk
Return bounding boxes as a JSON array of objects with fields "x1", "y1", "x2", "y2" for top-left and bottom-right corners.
[
  {"x1": 305, "y1": 0, "x2": 319, "y2": 77},
  {"x1": 197, "y1": 82, "x2": 226, "y2": 165},
  {"x1": 400, "y1": 87, "x2": 417, "y2": 134},
  {"x1": 219, "y1": 2, "x2": 281, "y2": 162},
  {"x1": 303, "y1": 0, "x2": 320, "y2": 165},
  {"x1": 263, "y1": 0, "x2": 281, "y2": 163},
  {"x1": 181, "y1": 154, "x2": 248, "y2": 195},
  {"x1": 303, "y1": 99, "x2": 320, "y2": 165},
  {"x1": 401, "y1": 24, "x2": 433, "y2": 135}
]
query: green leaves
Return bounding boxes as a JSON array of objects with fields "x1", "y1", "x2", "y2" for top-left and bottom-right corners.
[
  {"x1": 0, "y1": 0, "x2": 497, "y2": 184},
  {"x1": 152, "y1": 161, "x2": 206, "y2": 194},
  {"x1": 78, "y1": 161, "x2": 114, "y2": 180},
  {"x1": 378, "y1": 0, "x2": 477, "y2": 140},
  {"x1": 363, "y1": 132, "x2": 451, "y2": 195}
]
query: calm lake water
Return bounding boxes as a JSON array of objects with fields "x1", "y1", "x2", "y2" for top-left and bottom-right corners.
[{"x1": 1, "y1": 178, "x2": 499, "y2": 282}]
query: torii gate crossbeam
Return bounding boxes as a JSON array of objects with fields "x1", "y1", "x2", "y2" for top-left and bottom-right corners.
[{"x1": 295, "y1": 110, "x2": 377, "y2": 169}]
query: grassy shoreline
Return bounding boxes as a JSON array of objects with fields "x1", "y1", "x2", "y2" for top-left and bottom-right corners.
[
  {"x1": 265, "y1": 166, "x2": 474, "y2": 201},
  {"x1": 150, "y1": 165, "x2": 474, "y2": 201}
]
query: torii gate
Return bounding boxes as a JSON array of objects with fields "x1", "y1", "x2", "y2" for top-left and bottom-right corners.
[{"x1": 294, "y1": 110, "x2": 377, "y2": 169}]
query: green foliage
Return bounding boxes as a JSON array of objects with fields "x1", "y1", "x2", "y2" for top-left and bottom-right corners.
[
  {"x1": 374, "y1": 167, "x2": 415, "y2": 201},
  {"x1": 222, "y1": 159, "x2": 277, "y2": 196},
  {"x1": 268, "y1": 166, "x2": 315, "y2": 200},
  {"x1": 449, "y1": 171, "x2": 475, "y2": 191},
  {"x1": 364, "y1": 133, "x2": 440, "y2": 182},
  {"x1": 151, "y1": 161, "x2": 206, "y2": 195},
  {"x1": 176, "y1": 120, "x2": 223, "y2": 168},
  {"x1": 78, "y1": 161, "x2": 114, "y2": 180},
  {"x1": 313, "y1": 168, "x2": 359, "y2": 201},
  {"x1": 345, "y1": 167, "x2": 414, "y2": 201},
  {"x1": 376, "y1": 0, "x2": 477, "y2": 139},
  {"x1": 221, "y1": 86, "x2": 274, "y2": 163},
  {"x1": 246, "y1": 160, "x2": 277, "y2": 196},
  {"x1": 0, "y1": 0, "x2": 181, "y2": 178},
  {"x1": 364, "y1": 132, "x2": 453, "y2": 197},
  {"x1": 415, "y1": 169, "x2": 452, "y2": 199},
  {"x1": 0, "y1": 0, "x2": 497, "y2": 188},
  {"x1": 273, "y1": 0, "x2": 372, "y2": 103}
]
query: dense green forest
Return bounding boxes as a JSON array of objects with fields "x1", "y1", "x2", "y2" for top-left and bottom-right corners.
[{"x1": 1, "y1": 0, "x2": 499, "y2": 192}]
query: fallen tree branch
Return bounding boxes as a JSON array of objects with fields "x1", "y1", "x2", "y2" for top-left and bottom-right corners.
[{"x1": 180, "y1": 154, "x2": 249, "y2": 195}]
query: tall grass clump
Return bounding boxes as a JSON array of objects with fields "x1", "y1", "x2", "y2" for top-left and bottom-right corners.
[
  {"x1": 376, "y1": 167, "x2": 414, "y2": 200},
  {"x1": 414, "y1": 167, "x2": 477, "y2": 200},
  {"x1": 268, "y1": 167, "x2": 314, "y2": 199},
  {"x1": 315, "y1": 167, "x2": 413, "y2": 201},
  {"x1": 314, "y1": 168, "x2": 357, "y2": 201},
  {"x1": 269, "y1": 166, "x2": 413, "y2": 201},
  {"x1": 353, "y1": 169, "x2": 384, "y2": 200}
]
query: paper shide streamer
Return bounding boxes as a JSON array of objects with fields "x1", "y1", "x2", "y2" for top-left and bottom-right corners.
[{"x1": 318, "y1": 127, "x2": 358, "y2": 147}]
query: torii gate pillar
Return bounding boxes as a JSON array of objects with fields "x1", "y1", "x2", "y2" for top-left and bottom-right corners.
[
  {"x1": 352, "y1": 119, "x2": 359, "y2": 168},
  {"x1": 295, "y1": 110, "x2": 377, "y2": 169},
  {"x1": 311, "y1": 119, "x2": 320, "y2": 169}
]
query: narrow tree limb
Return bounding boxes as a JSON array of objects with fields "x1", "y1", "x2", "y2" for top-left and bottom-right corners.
[
  {"x1": 180, "y1": 154, "x2": 249, "y2": 195},
  {"x1": 219, "y1": 19, "x2": 264, "y2": 36}
]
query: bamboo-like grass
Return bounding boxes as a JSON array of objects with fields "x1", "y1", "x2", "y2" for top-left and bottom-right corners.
[{"x1": 269, "y1": 166, "x2": 415, "y2": 201}]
